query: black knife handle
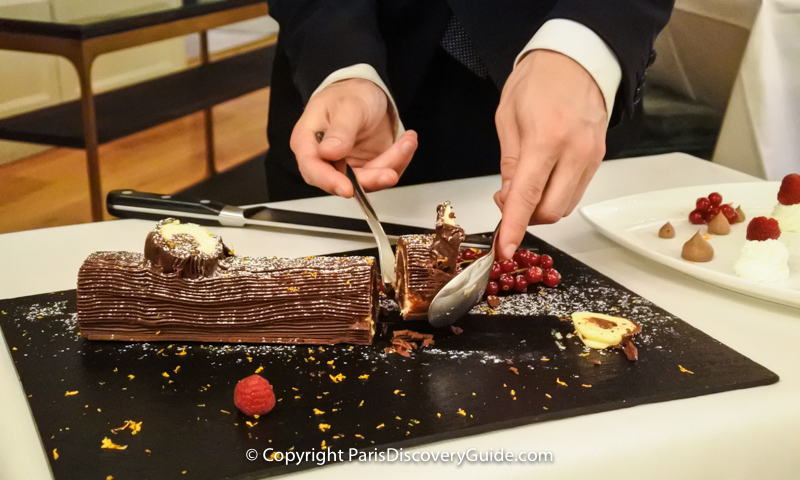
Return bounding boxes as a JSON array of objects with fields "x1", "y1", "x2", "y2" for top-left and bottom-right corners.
[{"x1": 107, "y1": 190, "x2": 228, "y2": 225}]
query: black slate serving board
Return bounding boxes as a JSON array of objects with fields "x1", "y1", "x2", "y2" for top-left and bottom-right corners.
[{"x1": 0, "y1": 233, "x2": 778, "y2": 480}]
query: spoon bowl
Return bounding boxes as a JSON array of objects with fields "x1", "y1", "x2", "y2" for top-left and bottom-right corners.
[{"x1": 427, "y1": 221, "x2": 500, "y2": 327}]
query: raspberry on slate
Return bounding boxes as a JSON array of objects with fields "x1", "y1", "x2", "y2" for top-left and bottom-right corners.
[
  {"x1": 746, "y1": 216, "x2": 781, "y2": 242},
  {"x1": 777, "y1": 173, "x2": 800, "y2": 206},
  {"x1": 234, "y1": 374, "x2": 276, "y2": 417}
]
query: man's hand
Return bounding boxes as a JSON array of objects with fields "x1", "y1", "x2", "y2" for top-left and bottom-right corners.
[
  {"x1": 290, "y1": 78, "x2": 418, "y2": 197},
  {"x1": 494, "y1": 49, "x2": 607, "y2": 260}
]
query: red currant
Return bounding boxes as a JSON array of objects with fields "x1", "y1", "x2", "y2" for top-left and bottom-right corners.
[
  {"x1": 689, "y1": 209, "x2": 706, "y2": 225},
  {"x1": 489, "y1": 262, "x2": 502, "y2": 280},
  {"x1": 513, "y1": 275, "x2": 528, "y2": 292},
  {"x1": 696, "y1": 197, "x2": 711, "y2": 211},
  {"x1": 526, "y1": 252, "x2": 541, "y2": 267},
  {"x1": 500, "y1": 260, "x2": 518, "y2": 272},
  {"x1": 704, "y1": 210, "x2": 718, "y2": 223},
  {"x1": 512, "y1": 249, "x2": 529, "y2": 265},
  {"x1": 485, "y1": 281, "x2": 499, "y2": 296},
  {"x1": 462, "y1": 249, "x2": 477, "y2": 261},
  {"x1": 708, "y1": 192, "x2": 723, "y2": 207},
  {"x1": 540, "y1": 254, "x2": 554, "y2": 270},
  {"x1": 543, "y1": 268, "x2": 561, "y2": 287},
  {"x1": 525, "y1": 266, "x2": 543, "y2": 284},
  {"x1": 498, "y1": 274, "x2": 515, "y2": 291},
  {"x1": 720, "y1": 204, "x2": 738, "y2": 224}
]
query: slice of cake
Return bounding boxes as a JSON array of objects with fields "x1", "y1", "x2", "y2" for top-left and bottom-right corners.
[
  {"x1": 77, "y1": 218, "x2": 378, "y2": 344},
  {"x1": 395, "y1": 202, "x2": 465, "y2": 320}
]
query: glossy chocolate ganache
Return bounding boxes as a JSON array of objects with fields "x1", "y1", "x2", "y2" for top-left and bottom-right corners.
[
  {"x1": 395, "y1": 202, "x2": 465, "y2": 320},
  {"x1": 77, "y1": 219, "x2": 378, "y2": 345}
]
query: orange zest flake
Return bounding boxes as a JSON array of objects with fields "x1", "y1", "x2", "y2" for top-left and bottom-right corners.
[
  {"x1": 355, "y1": 434, "x2": 364, "y2": 439},
  {"x1": 65, "y1": 391, "x2": 78, "y2": 396},
  {"x1": 100, "y1": 437, "x2": 127, "y2": 450},
  {"x1": 313, "y1": 408, "x2": 325, "y2": 415},
  {"x1": 376, "y1": 423, "x2": 385, "y2": 429},
  {"x1": 510, "y1": 389, "x2": 515, "y2": 395},
  {"x1": 679, "y1": 365, "x2": 694, "y2": 374},
  {"x1": 393, "y1": 389, "x2": 402, "y2": 395},
  {"x1": 145, "y1": 449, "x2": 151, "y2": 454},
  {"x1": 509, "y1": 366, "x2": 519, "y2": 375},
  {"x1": 545, "y1": 393, "x2": 552, "y2": 399},
  {"x1": 162, "y1": 372, "x2": 170, "y2": 378},
  {"x1": 174, "y1": 366, "x2": 181, "y2": 374},
  {"x1": 318, "y1": 423, "x2": 331, "y2": 432},
  {"x1": 437, "y1": 413, "x2": 441, "y2": 418},
  {"x1": 321, "y1": 440, "x2": 328, "y2": 450},
  {"x1": 556, "y1": 378, "x2": 568, "y2": 386},
  {"x1": 358, "y1": 400, "x2": 364, "y2": 407},
  {"x1": 329, "y1": 373, "x2": 345, "y2": 383},
  {"x1": 111, "y1": 420, "x2": 142, "y2": 435},
  {"x1": 540, "y1": 357, "x2": 550, "y2": 362},
  {"x1": 457, "y1": 409, "x2": 467, "y2": 416},
  {"x1": 255, "y1": 366, "x2": 264, "y2": 374},
  {"x1": 246, "y1": 421, "x2": 258, "y2": 428},
  {"x1": 358, "y1": 374, "x2": 369, "y2": 380},
  {"x1": 287, "y1": 286, "x2": 299, "y2": 292},
  {"x1": 581, "y1": 384, "x2": 592, "y2": 388},
  {"x1": 304, "y1": 271, "x2": 318, "y2": 278},
  {"x1": 52, "y1": 448, "x2": 58, "y2": 460},
  {"x1": 175, "y1": 347, "x2": 187, "y2": 356},
  {"x1": 127, "y1": 375, "x2": 135, "y2": 380},
  {"x1": 220, "y1": 410, "x2": 231, "y2": 414}
]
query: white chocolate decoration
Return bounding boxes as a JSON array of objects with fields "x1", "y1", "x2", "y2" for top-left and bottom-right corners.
[{"x1": 571, "y1": 312, "x2": 641, "y2": 350}]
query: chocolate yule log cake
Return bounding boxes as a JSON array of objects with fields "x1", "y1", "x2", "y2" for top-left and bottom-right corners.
[
  {"x1": 395, "y1": 202, "x2": 465, "y2": 320},
  {"x1": 77, "y1": 218, "x2": 378, "y2": 344}
]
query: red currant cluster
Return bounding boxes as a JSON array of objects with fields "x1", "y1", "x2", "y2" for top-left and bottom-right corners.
[
  {"x1": 689, "y1": 192, "x2": 738, "y2": 225},
  {"x1": 462, "y1": 248, "x2": 561, "y2": 299}
]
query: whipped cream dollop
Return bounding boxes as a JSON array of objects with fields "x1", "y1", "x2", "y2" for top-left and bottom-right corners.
[
  {"x1": 733, "y1": 239, "x2": 790, "y2": 282},
  {"x1": 771, "y1": 203, "x2": 800, "y2": 233}
]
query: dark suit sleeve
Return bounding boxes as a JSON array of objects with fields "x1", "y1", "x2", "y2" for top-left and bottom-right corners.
[
  {"x1": 267, "y1": 0, "x2": 389, "y2": 104},
  {"x1": 542, "y1": 0, "x2": 674, "y2": 125}
]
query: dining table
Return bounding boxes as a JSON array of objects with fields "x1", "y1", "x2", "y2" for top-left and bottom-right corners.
[{"x1": 1, "y1": 152, "x2": 798, "y2": 479}]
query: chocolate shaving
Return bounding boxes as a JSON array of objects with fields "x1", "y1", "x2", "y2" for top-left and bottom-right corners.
[
  {"x1": 385, "y1": 329, "x2": 435, "y2": 357},
  {"x1": 622, "y1": 341, "x2": 639, "y2": 361}
]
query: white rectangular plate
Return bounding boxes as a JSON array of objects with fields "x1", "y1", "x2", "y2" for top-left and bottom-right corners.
[{"x1": 580, "y1": 182, "x2": 800, "y2": 309}]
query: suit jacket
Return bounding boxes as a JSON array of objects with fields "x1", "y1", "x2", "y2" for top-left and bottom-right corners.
[{"x1": 265, "y1": 0, "x2": 674, "y2": 201}]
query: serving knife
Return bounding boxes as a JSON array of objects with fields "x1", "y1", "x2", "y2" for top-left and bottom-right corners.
[{"x1": 106, "y1": 189, "x2": 492, "y2": 246}]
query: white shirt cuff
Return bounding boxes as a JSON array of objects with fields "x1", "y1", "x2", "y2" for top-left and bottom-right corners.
[
  {"x1": 516, "y1": 19, "x2": 622, "y2": 124},
  {"x1": 310, "y1": 64, "x2": 405, "y2": 140}
]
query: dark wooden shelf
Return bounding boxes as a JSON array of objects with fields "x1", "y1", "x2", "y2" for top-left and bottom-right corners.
[{"x1": 0, "y1": 45, "x2": 275, "y2": 148}]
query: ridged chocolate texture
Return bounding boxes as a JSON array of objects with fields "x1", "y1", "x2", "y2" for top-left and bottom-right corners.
[
  {"x1": 395, "y1": 234, "x2": 462, "y2": 320},
  {"x1": 77, "y1": 252, "x2": 377, "y2": 345},
  {"x1": 144, "y1": 219, "x2": 231, "y2": 279}
]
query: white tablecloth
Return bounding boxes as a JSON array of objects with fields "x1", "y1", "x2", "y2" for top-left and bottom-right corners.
[{"x1": 1, "y1": 153, "x2": 799, "y2": 479}]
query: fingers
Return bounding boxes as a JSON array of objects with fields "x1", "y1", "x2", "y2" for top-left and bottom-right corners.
[
  {"x1": 316, "y1": 101, "x2": 365, "y2": 161},
  {"x1": 494, "y1": 101, "x2": 520, "y2": 210},
  {"x1": 291, "y1": 126, "x2": 353, "y2": 197},
  {"x1": 496, "y1": 144, "x2": 557, "y2": 260},
  {"x1": 354, "y1": 130, "x2": 418, "y2": 191}
]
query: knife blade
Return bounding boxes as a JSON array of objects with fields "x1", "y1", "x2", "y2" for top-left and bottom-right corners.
[{"x1": 106, "y1": 190, "x2": 492, "y2": 246}]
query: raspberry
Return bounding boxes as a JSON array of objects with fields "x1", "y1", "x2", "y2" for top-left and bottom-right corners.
[
  {"x1": 233, "y1": 374, "x2": 275, "y2": 417},
  {"x1": 777, "y1": 173, "x2": 800, "y2": 205},
  {"x1": 746, "y1": 216, "x2": 781, "y2": 241}
]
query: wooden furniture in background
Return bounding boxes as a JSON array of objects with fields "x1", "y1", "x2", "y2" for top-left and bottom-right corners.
[{"x1": 0, "y1": 0, "x2": 270, "y2": 221}]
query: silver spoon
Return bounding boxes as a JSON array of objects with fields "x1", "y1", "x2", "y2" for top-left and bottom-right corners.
[
  {"x1": 316, "y1": 131, "x2": 396, "y2": 288},
  {"x1": 427, "y1": 220, "x2": 501, "y2": 327}
]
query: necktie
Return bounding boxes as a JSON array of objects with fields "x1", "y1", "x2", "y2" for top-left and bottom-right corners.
[{"x1": 440, "y1": 16, "x2": 489, "y2": 79}]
